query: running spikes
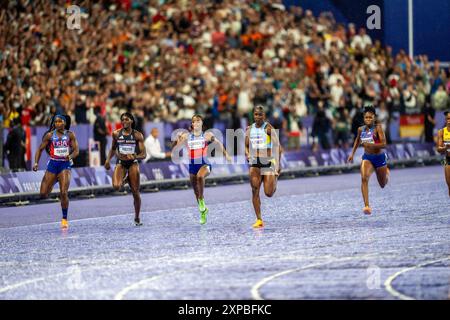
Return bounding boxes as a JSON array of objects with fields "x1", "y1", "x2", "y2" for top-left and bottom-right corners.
[
  {"x1": 61, "y1": 218, "x2": 69, "y2": 229},
  {"x1": 252, "y1": 219, "x2": 264, "y2": 228},
  {"x1": 134, "y1": 217, "x2": 143, "y2": 226},
  {"x1": 200, "y1": 207, "x2": 208, "y2": 225}
]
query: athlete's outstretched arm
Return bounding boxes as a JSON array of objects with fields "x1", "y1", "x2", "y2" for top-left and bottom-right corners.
[
  {"x1": 245, "y1": 126, "x2": 250, "y2": 162},
  {"x1": 33, "y1": 132, "x2": 52, "y2": 171},
  {"x1": 68, "y1": 132, "x2": 79, "y2": 161},
  {"x1": 347, "y1": 127, "x2": 362, "y2": 163},
  {"x1": 171, "y1": 132, "x2": 188, "y2": 149},
  {"x1": 104, "y1": 132, "x2": 118, "y2": 170},
  {"x1": 267, "y1": 124, "x2": 282, "y2": 173},
  {"x1": 205, "y1": 132, "x2": 232, "y2": 162},
  {"x1": 135, "y1": 132, "x2": 146, "y2": 160},
  {"x1": 436, "y1": 129, "x2": 447, "y2": 154}
]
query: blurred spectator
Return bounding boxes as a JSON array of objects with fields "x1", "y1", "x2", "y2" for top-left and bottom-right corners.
[
  {"x1": 312, "y1": 102, "x2": 331, "y2": 150},
  {"x1": 402, "y1": 84, "x2": 418, "y2": 114},
  {"x1": 4, "y1": 117, "x2": 26, "y2": 171},
  {"x1": 350, "y1": 99, "x2": 365, "y2": 140},
  {"x1": 93, "y1": 107, "x2": 107, "y2": 165},
  {"x1": 0, "y1": 0, "x2": 448, "y2": 157},
  {"x1": 144, "y1": 128, "x2": 171, "y2": 162},
  {"x1": 423, "y1": 101, "x2": 436, "y2": 143},
  {"x1": 332, "y1": 106, "x2": 350, "y2": 149},
  {"x1": 377, "y1": 102, "x2": 390, "y2": 143},
  {"x1": 432, "y1": 85, "x2": 449, "y2": 111}
]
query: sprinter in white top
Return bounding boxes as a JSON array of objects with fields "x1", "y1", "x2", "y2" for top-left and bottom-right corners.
[{"x1": 245, "y1": 105, "x2": 282, "y2": 228}]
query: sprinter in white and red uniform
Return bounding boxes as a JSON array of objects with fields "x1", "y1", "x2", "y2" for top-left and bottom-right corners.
[
  {"x1": 33, "y1": 114, "x2": 79, "y2": 229},
  {"x1": 173, "y1": 114, "x2": 231, "y2": 225}
]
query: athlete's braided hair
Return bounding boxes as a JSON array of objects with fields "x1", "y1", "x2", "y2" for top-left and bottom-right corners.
[
  {"x1": 120, "y1": 112, "x2": 136, "y2": 130},
  {"x1": 363, "y1": 105, "x2": 376, "y2": 116},
  {"x1": 253, "y1": 105, "x2": 266, "y2": 114},
  {"x1": 42, "y1": 114, "x2": 71, "y2": 155}
]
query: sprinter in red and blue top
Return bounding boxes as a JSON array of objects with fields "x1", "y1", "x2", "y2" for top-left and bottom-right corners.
[
  {"x1": 33, "y1": 114, "x2": 79, "y2": 229},
  {"x1": 173, "y1": 114, "x2": 231, "y2": 225},
  {"x1": 347, "y1": 106, "x2": 390, "y2": 215}
]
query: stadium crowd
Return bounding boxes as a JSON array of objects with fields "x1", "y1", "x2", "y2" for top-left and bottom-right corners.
[{"x1": 1, "y1": 0, "x2": 450, "y2": 156}]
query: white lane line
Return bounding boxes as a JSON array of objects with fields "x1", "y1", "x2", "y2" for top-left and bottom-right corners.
[
  {"x1": 251, "y1": 254, "x2": 377, "y2": 300},
  {"x1": 384, "y1": 256, "x2": 450, "y2": 300},
  {"x1": 0, "y1": 210, "x2": 174, "y2": 230},
  {"x1": 114, "y1": 272, "x2": 178, "y2": 300},
  {"x1": 1, "y1": 175, "x2": 445, "y2": 230},
  {"x1": 0, "y1": 258, "x2": 152, "y2": 296},
  {"x1": 116, "y1": 239, "x2": 450, "y2": 301},
  {"x1": 251, "y1": 241, "x2": 450, "y2": 300},
  {"x1": 0, "y1": 273, "x2": 72, "y2": 294}
]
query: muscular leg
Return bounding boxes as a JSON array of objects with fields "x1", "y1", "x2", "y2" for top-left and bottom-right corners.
[
  {"x1": 57, "y1": 170, "x2": 71, "y2": 219},
  {"x1": 196, "y1": 165, "x2": 211, "y2": 201},
  {"x1": 128, "y1": 164, "x2": 141, "y2": 221},
  {"x1": 375, "y1": 165, "x2": 389, "y2": 189},
  {"x1": 190, "y1": 174, "x2": 200, "y2": 202},
  {"x1": 249, "y1": 167, "x2": 263, "y2": 220},
  {"x1": 445, "y1": 165, "x2": 450, "y2": 197},
  {"x1": 262, "y1": 168, "x2": 277, "y2": 198},
  {"x1": 112, "y1": 164, "x2": 127, "y2": 191},
  {"x1": 39, "y1": 171, "x2": 58, "y2": 199},
  {"x1": 361, "y1": 160, "x2": 375, "y2": 208}
]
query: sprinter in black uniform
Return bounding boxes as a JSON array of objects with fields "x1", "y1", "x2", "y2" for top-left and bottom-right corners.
[{"x1": 105, "y1": 112, "x2": 146, "y2": 225}]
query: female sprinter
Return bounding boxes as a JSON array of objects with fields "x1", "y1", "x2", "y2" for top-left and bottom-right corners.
[
  {"x1": 347, "y1": 105, "x2": 389, "y2": 215},
  {"x1": 436, "y1": 111, "x2": 450, "y2": 197},
  {"x1": 33, "y1": 114, "x2": 79, "y2": 229},
  {"x1": 104, "y1": 112, "x2": 146, "y2": 226},
  {"x1": 245, "y1": 105, "x2": 282, "y2": 228},
  {"x1": 173, "y1": 114, "x2": 231, "y2": 225}
]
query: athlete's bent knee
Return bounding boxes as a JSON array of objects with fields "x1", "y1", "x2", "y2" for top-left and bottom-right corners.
[
  {"x1": 264, "y1": 189, "x2": 275, "y2": 197},
  {"x1": 113, "y1": 183, "x2": 121, "y2": 191}
]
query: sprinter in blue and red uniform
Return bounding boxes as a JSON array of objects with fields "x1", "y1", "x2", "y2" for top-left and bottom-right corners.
[
  {"x1": 33, "y1": 114, "x2": 79, "y2": 229},
  {"x1": 173, "y1": 114, "x2": 231, "y2": 225},
  {"x1": 347, "y1": 106, "x2": 390, "y2": 215}
]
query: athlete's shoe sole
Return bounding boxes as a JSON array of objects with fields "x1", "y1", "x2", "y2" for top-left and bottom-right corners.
[{"x1": 363, "y1": 206, "x2": 372, "y2": 215}]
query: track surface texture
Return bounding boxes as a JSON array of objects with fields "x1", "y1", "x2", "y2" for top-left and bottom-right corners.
[{"x1": 1, "y1": 165, "x2": 449, "y2": 300}]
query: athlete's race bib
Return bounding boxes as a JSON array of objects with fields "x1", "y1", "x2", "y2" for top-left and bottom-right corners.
[
  {"x1": 54, "y1": 147, "x2": 69, "y2": 157},
  {"x1": 360, "y1": 137, "x2": 375, "y2": 144},
  {"x1": 250, "y1": 135, "x2": 266, "y2": 149},
  {"x1": 445, "y1": 142, "x2": 450, "y2": 154},
  {"x1": 119, "y1": 145, "x2": 135, "y2": 154},
  {"x1": 188, "y1": 139, "x2": 205, "y2": 150}
]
